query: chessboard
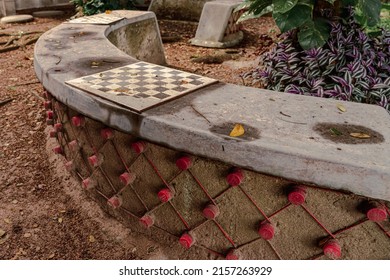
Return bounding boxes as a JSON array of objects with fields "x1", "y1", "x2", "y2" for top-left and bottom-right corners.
[
  {"x1": 67, "y1": 13, "x2": 124, "y2": 25},
  {"x1": 66, "y1": 62, "x2": 218, "y2": 112}
]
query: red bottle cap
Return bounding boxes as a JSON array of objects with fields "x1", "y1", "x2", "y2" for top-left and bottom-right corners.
[
  {"x1": 65, "y1": 161, "x2": 74, "y2": 172},
  {"x1": 158, "y1": 188, "x2": 174, "y2": 203},
  {"x1": 179, "y1": 233, "x2": 195, "y2": 249},
  {"x1": 53, "y1": 146, "x2": 63, "y2": 155},
  {"x1": 202, "y1": 204, "x2": 220, "y2": 220},
  {"x1": 139, "y1": 215, "x2": 154, "y2": 228},
  {"x1": 49, "y1": 130, "x2": 57, "y2": 138},
  {"x1": 323, "y1": 239, "x2": 342, "y2": 259},
  {"x1": 131, "y1": 141, "x2": 146, "y2": 154},
  {"x1": 367, "y1": 207, "x2": 388, "y2": 222},
  {"x1": 176, "y1": 156, "x2": 192, "y2": 170},
  {"x1": 54, "y1": 123, "x2": 62, "y2": 131},
  {"x1": 226, "y1": 169, "x2": 243, "y2": 186},
  {"x1": 119, "y1": 172, "x2": 136, "y2": 186},
  {"x1": 288, "y1": 186, "x2": 307, "y2": 205},
  {"x1": 226, "y1": 249, "x2": 240, "y2": 260},
  {"x1": 71, "y1": 115, "x2": 85, "y2": 127},
  {"x1": 46, "y1": 110, "x2": 54, "y2": 119},
  {"x1": 44, "y1": 101, "x2": 52, "y2": 110},
  {"x1": 258, "y1": 222, "x2": 275, "y2": 240},
  {"x1": 101, "y1": 128, "x2": 114, "y2": 140},
  {"x1": 107, "y1": 195, "x2": 123, "y2": 209}
]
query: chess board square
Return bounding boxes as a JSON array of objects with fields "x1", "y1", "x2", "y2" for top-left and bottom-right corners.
[
  {"x1": 67, "y1": 13, "x2": 124, "y2": 25},
  {"x1": 153, "y1": 93, "x2": 171, "y2": 99},
  {"x1": 65, "y1": 61, "x2": 218, "y2": 113}
]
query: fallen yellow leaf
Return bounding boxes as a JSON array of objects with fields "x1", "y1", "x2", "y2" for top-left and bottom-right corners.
[
  {"x1": 58, "y1": 218, "x2": 63, "y2": 223},
  {"x1": 89, "y1": 235, "x2": 95, "y2": 243},
  {"x1": 350, "y1": 133, "x2": 370, "y2": 139},
  {"x1": 337, "y1": 104, "x2": 346, "y2": 112},
  {"x1": 229, "y1": 124, "x2": 245, "y2": 137},
  {"x1": 105, "y1": 10, "x2": 112, "y2": 14}
]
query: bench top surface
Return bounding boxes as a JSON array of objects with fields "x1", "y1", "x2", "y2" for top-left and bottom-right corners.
[{"x1": 34, "y1": 10, "x2": 390, "y2": 201}]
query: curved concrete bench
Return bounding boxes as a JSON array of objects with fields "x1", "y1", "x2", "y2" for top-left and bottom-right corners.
[{"x1": 34, "y1": 11, "x2": 390, "y2": 259}]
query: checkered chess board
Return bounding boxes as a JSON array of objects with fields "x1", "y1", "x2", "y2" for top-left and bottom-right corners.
[
  {"x1": 66, "y1": 62, "x2": 218, "y2": 112},
  {"x1": 67, "y1": 14, "x2": 124, "y2": 25}
]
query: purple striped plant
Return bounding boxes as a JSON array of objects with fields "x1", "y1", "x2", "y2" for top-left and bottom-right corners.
[{"x1": 244, "y1": 11, "x2": 390, "y2": 113}]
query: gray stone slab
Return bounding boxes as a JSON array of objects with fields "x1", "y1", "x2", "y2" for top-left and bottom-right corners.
[
  {"x1": 33, "y1": 10, "x2": 390, "y2": 202},
  {"x1": 190, "y1": 0, "x2": 244, "y2": 48},
  {"x1": 32, "y1": 10, "x2": 64, "y2": 18},
  {"x1": 1, "y1": 14, "x2": 33, "y2": 23}
]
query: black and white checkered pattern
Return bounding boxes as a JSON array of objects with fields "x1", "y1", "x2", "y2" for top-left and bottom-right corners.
[
  {"x1": 66, "y1": 62, "x2": 217, "y2": 112},
  {"x1": 67, "y1": 14, "x2": 124, "y2": 25}
]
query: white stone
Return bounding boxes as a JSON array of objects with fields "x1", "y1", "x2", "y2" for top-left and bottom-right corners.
[{"x1": 1, "y1": 14, "x2": 33, "y2": 24}]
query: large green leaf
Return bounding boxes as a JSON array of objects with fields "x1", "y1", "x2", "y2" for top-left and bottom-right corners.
[
  {"x1": 245, "y1": 0, "x2": 272, "y2": 15},
  {"x1": 274, "y1": 4, "x2": 313, "y2": 33},
  {"x1": 358, "y1": 0, "x2": 381, "y2": 26},
  {"x1": 341, "y1": 0, "x2": 358, "y2": 5},
  {"x1": 298, "y1": 18, "x2": 330, "y2": 49},
  {"x1": 272, "y1": 0, "x2": 297, "y2": 13},
  {"x1": 237, "y1": 5, "x2": 273, "y2": 23}
]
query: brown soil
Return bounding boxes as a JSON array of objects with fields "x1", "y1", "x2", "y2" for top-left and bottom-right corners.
[{"x1": 0, "y1": 11, "x2": 277, "y2": 260}]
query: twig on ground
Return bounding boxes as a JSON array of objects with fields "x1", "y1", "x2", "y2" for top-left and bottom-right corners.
[
  {"x1": 0, "y1": 98, "x2": 14, "y2": 107},
  {"x1": 190, "y1": 105, "x2": 211, "y2": 124},
  {"x1": 12, "y1": 81, "x2": 40, "y2": 87}
]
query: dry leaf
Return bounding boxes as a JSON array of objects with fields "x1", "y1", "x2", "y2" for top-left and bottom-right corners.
[
  {"x1": 4, "y1": 218, "x2": 11, "y2": 224},
  {"x1": 337, "y1": 104, "x2": 346, "y2": 112},
  {"x1": 91, "y1": 61, "x2": 101, "y2": 67},
  {"x1": 0, "y1": 238, "x2": 9, "y2": 245},
  {"x1": 229, "y1": 124, "x2": 245, "y2": 137},
  {"x1": 105, "y1": 10, "x2": 112, "y2": 14},
  {"x1": 58, "y1": 218, "x2": 63, "y2": 223},
  {"x1": 89, "y1": 235, "x2": 95, "y2": 243},
  {"x1": 0, "y1": 229, "x2": 6, "y2": 238},
  {"x1": 350, "y1": 132, "x2": 371, "y2": 139},
  {"x1": 23, "y1": 233, "x2": 31, "y2": 238},
  {"x1": 48, "y1": 253, "x2": 55, "y2": 259}
]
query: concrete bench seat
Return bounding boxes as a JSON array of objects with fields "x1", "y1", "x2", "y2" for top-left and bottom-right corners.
[
  {"x1": 34, "y1": 10, "x2": 390, "y2": 202},
  {"x1": 34, "y1": 10, "x2": 390, "y2": 259}
]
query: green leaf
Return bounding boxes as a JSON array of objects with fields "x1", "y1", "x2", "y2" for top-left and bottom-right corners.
[
  {"x1": 357, "y1": 0, "x2": 381, "y2": 26},
  {"x1": 324, "y1": 0, "x2": 336, "y2": 4},
  {"x1": 272, "y1": 0, "x2": 297, "y2": 13},
  {"x1": 341, "y1": 0, "x2": 358, "y2": 5},
  {"x1": 237, "y1": 5, "x2": 273, "y2": 23},
  {"x1": 274, "y1": 4, "x2": 313, "y2": 33},
  {"x1": 297, "y1": 18, "x2": 330, "y2": 49},
  {"x1": 249, "y1": 0, "x2": 273, "y2": 15}
]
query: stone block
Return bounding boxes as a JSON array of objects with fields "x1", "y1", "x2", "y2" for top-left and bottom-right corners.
[{"x1": 190, "y1": 0, "x2": 244, "y2": 48}]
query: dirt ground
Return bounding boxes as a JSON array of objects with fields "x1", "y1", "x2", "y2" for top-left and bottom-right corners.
[{"x1": 0, "y1": 10, "x2": 277, "y2": 259}]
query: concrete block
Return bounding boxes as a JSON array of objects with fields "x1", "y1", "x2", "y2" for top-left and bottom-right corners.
[
  {"x1": 1, "y1": 14, "x2": 33, "y2": 23},
  {"x1": 190, "y1": 0, "x2": 244, "y2": 48}
]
